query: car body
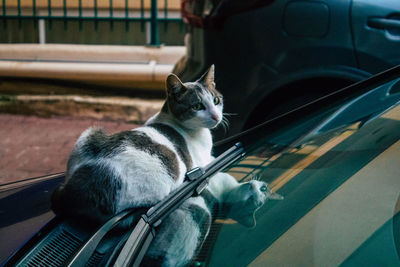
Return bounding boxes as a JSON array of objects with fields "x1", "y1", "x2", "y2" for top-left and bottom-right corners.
[
  {"x1": 1, "y1": 65, "x2": 400, "y2": 266},
  {"x1": 175, "y1": 0, "x2": 400, "y2": 139}
]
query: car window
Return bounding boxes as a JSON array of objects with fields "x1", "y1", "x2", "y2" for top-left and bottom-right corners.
[{"x1": 196, "y1": 85, "x2": 400, "y2": 266}]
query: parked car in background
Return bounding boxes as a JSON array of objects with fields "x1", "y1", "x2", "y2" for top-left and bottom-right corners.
[
  {"x1": 1, "y1": 65, "x2": 400, "y2": 266},
  {"x1": 175, "y1": 0, "x2": 400, "y2": 139}
]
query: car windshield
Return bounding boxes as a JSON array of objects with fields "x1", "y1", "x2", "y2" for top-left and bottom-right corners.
[{"x1": 187, "y1": 74, "x2": 400, "y2": 266}]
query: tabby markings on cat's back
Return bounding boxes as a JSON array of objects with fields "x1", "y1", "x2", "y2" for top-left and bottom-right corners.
[{"x1": 148, "y1": 123, "x2": 193, "y2": 171}]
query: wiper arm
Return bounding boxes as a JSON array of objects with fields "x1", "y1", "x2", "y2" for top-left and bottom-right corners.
[
  {"x1": 114, "y1": 142, "x2": 245, "y2": 267},
  {"x1": 67, "y1": 209, "x2": 143, "y2": 267}
]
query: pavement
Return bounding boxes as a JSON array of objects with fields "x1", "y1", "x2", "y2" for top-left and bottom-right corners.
[
  {"x1": 0, "y1": 80, "x2": 164, "y2": 185},
  {"x1": 0, "y1": 114, "x2": 141, "y2": 184},
  {"x1": 0, "y1": 44, "x2": 181, "y2": 185},
  {"x1": 0, "y1": 87, "x2": 165, "y2": 185},
  {"x1": 0, "y1": 87, "x2": 164, "y2": 185}
]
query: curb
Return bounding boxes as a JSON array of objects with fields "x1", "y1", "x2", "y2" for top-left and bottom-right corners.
[{"x1": 0, "y1": 95, "x2": 164, "y2": 124}]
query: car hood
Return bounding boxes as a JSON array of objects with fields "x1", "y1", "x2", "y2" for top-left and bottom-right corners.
[{"x1": 0, "y1": 174, "x2": 65, "y2": 264}]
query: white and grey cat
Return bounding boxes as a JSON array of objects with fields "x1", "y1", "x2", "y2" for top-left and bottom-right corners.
[{"x1": 51, "y1": 65, "x2": 282, "y2": 266}]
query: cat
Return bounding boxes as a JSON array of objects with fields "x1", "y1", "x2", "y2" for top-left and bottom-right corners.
[{"x1": 51, "y1": 65, "x2": 282, "y2": 266}]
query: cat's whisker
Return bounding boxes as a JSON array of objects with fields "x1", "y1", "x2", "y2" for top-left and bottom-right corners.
[
  {"x1": 219, "y1": 116, "x2": 230, "y2": 134},
  {"x1": 223, "y1": 112, "x2": 238, "y2": 117},
  {"x1": 224, "y1": 118, "x2": 231, "y2": 129},
  {"x1": 250, "y1": 174, "x2": 262, "y2": 181},
  {"x1": 219, "y1": 122, "x2": 227, "y2": 134},
  {"x1": 221, "y1": 116, "x2": 229, "y2": 124}
]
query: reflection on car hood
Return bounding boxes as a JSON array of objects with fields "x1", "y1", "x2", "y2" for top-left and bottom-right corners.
[{"x1": 306, "y1": 78, "x2": 400, "y2": 138}]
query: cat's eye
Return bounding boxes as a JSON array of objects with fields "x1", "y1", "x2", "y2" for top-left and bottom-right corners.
[
  {"x1": 192, "y1": 103, "x2": 205, "y2": 111},
  {"x1": 213, "y1": 97, "x2": 221, "y2": 105},
  {"x1": 260, "y1": 185, "x2": 268, "y2": 192}
]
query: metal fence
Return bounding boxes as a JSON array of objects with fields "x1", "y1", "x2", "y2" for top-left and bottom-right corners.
[{"x1": 0, "y1": 0, "x2": 184, "y2": 46}]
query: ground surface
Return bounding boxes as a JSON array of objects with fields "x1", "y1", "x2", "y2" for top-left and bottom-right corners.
[{"x1": 0, "y1": 114, "x2": 139, "y2": 184}]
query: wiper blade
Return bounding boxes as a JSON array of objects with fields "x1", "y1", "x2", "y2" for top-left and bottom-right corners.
[
  {"x1": 67, "y1": 208, "x2": 146, "y2": 267},
  {"x1": 114, "y1": 142, "x2": 245, "y2": 267}
]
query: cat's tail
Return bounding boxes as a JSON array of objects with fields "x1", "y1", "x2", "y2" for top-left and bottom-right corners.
[
  {"x1": 51, "y1": 183, "x2": 147, "y2": 229},
  {"x1": 50, "y1": 184, "x2": 68, "y2": 216},
  {"x1": 50, "y1": 177, "x2": 114, "y2": 225}
]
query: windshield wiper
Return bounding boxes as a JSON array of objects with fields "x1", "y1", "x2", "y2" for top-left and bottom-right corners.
[{"x1": 113, "y1": 142, "x2": 245, "y2": 267}]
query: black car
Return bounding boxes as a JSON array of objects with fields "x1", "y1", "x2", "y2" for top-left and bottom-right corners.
[
  {"x1": 175, "y1": 0, "x2": 400, "y2": 139},
  {"x1": 1, "y1": 65, "x2": 400, "y2": 266}
]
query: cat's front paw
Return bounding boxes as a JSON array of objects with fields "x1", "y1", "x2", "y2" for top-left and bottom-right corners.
[{"x1": 224, "y1": 180, "x2": 283, "y2": 228}]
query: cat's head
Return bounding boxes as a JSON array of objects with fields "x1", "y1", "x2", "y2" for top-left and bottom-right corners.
[
  {"x1": 164, "y1": 65, "x2": 223, "y2": 130},
  {"x1": 225, "y1": 180, "x2": 283, "y2": 228}
]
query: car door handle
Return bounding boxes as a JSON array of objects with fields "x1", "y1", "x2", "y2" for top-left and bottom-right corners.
[{"x1": 368, "y1": 17, "x2": 400, "y2": 30}]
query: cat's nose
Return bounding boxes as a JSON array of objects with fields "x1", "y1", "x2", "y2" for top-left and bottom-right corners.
[
  {"x1": 211, "y1": 114, "x2": 219, "y2": 122},
  {"x1": 255, "y1": 199, "x2": 264, "y2": 207}
]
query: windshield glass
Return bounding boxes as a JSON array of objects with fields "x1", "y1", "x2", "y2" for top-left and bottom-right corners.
[{"x1": 190, "y1": 77, "x2": 400, "y2": 266}]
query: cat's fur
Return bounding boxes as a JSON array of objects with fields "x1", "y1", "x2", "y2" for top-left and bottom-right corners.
[{"x1": 51, "y1": 65, "x2": 281, "y2": 266}]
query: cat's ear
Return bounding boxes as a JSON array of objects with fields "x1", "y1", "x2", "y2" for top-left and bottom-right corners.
[
  {"x1": 198, "y1": 64, "x2": 215, "y2": 88},
  {"x1": 166, "y1": 73, "x2": 186, "y2": 98},
  {"x1": 268, "y1": 192, "x2": 284, "y2": 200}
]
